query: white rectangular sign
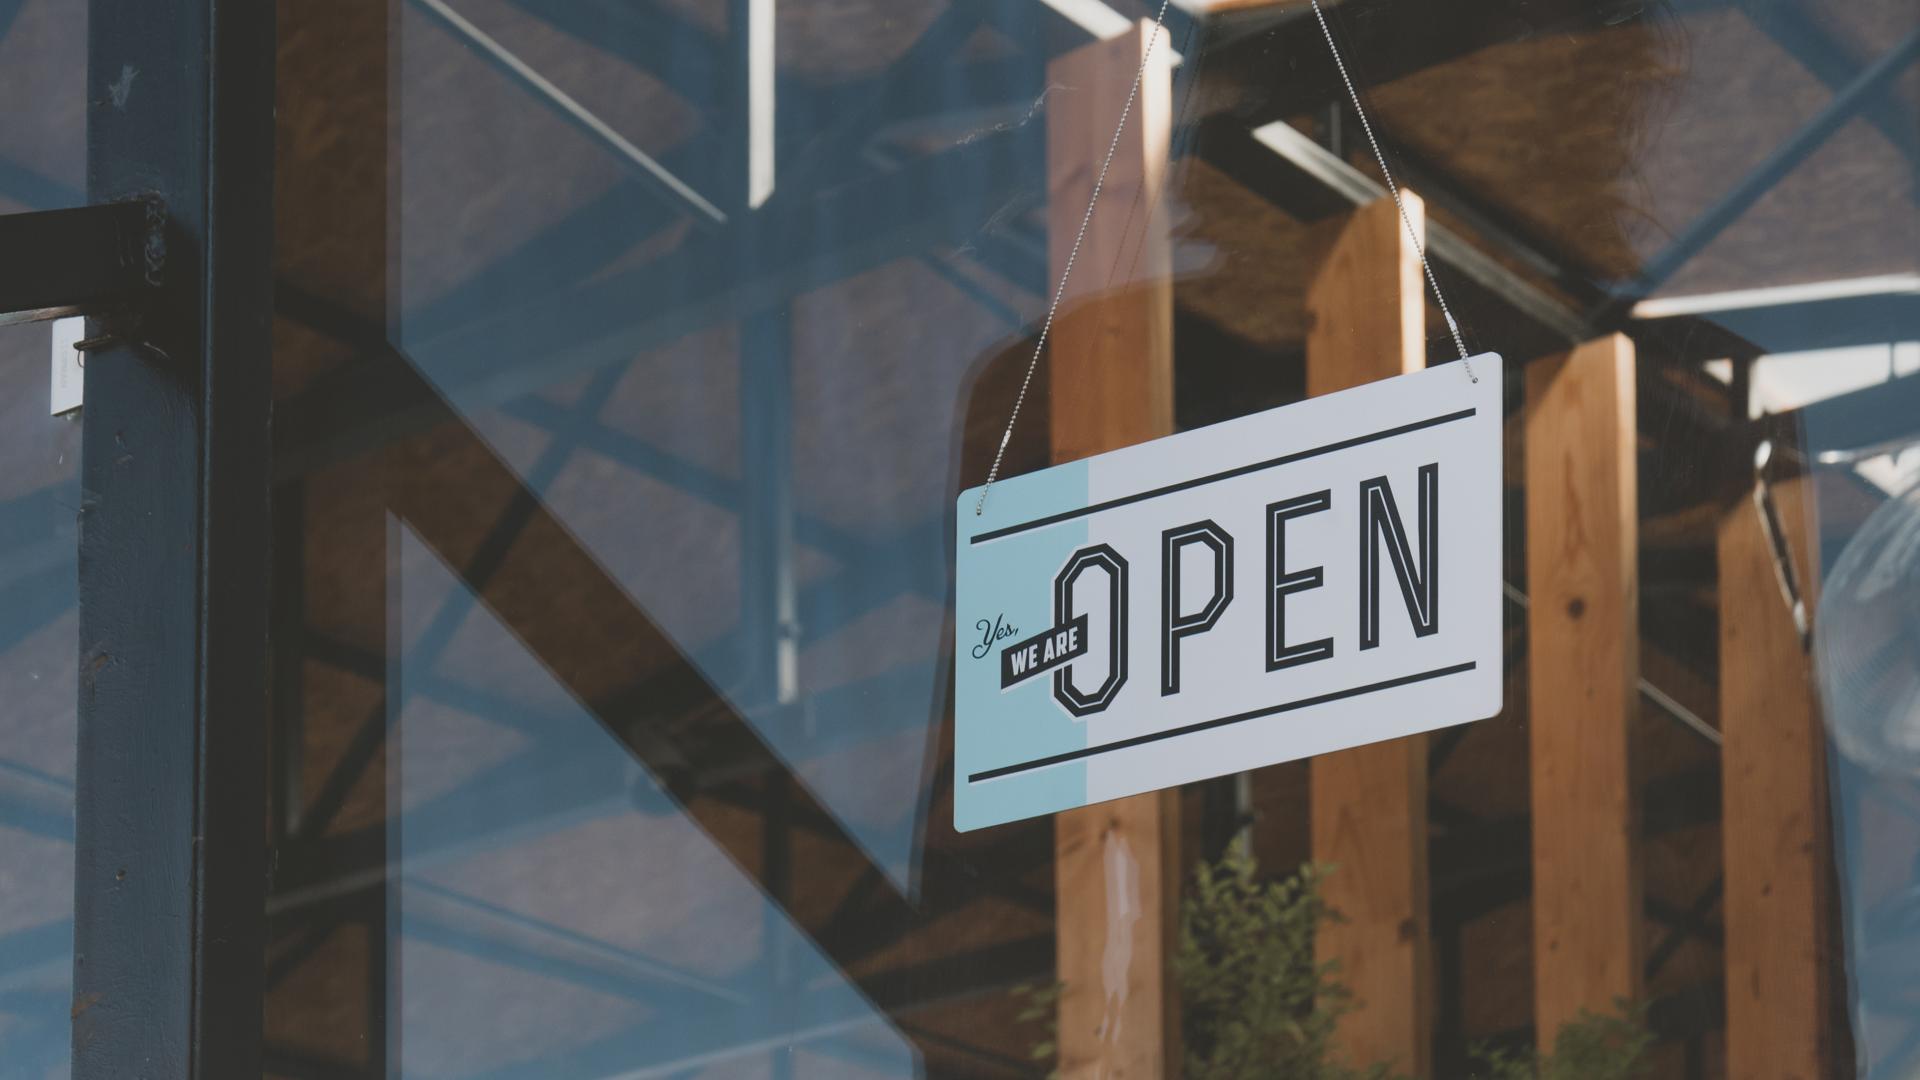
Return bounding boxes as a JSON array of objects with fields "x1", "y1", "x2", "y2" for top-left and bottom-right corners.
[
  {"x1": 50, "y1": 317, "x2": 84, "y2": 416},
  {"x1": 954, "y1": 357, "x2": 1504, "y2": 830}
]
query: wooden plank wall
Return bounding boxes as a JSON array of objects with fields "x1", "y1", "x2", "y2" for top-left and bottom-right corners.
[
  {"x1": 1046, "y1": 22, "x2": 1180, "y2": 1080},
  {"x1": 1305, "y1": 194, "x2": 1433, "y2": 1079},
  {"x1": 1719, "y1": 472, "x2": 1832, "y2": 1078},
  {"x1": 1523, "y1": 334, "x2": 1643, "y2": 1040}
]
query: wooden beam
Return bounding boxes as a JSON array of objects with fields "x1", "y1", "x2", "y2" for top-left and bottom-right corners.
[
  {"x1": 1305, "y1": 195, "x2": 1432, "y2": 1078},
  {"x1": 1524, "y1": 334, "x2": 1642, "y2": 1040},
  {"x1": 1046, "y1": 21, "x2": 1179, "y2": 1080},
  {"x1": 1719, "y1": 474, "x2": 1831, "y2": 1079},
  {"x1": 1046, "y1": 22, "x2": 1174, "y2": 468}
]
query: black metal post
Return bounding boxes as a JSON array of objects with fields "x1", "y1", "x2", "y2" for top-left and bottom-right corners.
[{"x1": 71, "y1": 0, "x2": 275, "y2": 1075}]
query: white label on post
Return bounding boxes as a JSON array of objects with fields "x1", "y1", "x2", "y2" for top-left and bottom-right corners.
[
  {"x1": 953, "y1": 357, "x2": 1505, "y2": 831},
  {"x1": 50, "y1": 317, "x2": 84, "y2": 417}
]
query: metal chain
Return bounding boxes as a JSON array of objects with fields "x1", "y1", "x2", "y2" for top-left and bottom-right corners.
[
  {"x1": 1308, "y1": 0, "x2": 1475, "y2": 377},
  {"x1": 975, "y1": 0, "x2": 1175, "y2": 516}
]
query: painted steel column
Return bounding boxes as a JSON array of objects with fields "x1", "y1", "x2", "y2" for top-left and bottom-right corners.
[{"x1": 73, "y1": 0, "x2": 275, "y2": 1075}]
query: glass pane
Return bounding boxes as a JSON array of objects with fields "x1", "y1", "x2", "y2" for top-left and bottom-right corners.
[
  {"x1": 0, "y1": 320, "x2": 79, "y2": 1080},
  {"x1": 265, "y1": 0, "x2": 1920, "y2": 1077},
  {"x1": 0, "y1": 0, "x2": 85, "y2": 214},
  {"x1": 0, "y1": 3, "x2": 88, "y2": 1077}
]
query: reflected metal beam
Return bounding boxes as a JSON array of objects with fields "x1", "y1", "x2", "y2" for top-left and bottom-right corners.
[
  {"x1": 0, "y1": 562, "x2": 78, "y2": 655},
  {"x1": 772, "y1": 3, "x2": 995, "y2": 196},
  {"x1": 1755, "y1": 366, "x2": 1920, "y2": 458},
  {"x1": 490, "y1": 396, "x2": 953, "y2": 616},
  {"x1": 1610, "y1": 27, "x2": 1920, "y2": 307},
  {"x1": 290, "y1": 361, "x2": 625, "y2": 843},
  {"x1": 275, "y1": 122, "x2": 1044, "y2": 479},
  {"x1": 0, "y1": 758, "x2": 74, "y2": 797},
  {"x1": 506, "y1": 0, "x2": 726, "y2": 119},
  {"x1": 408, "y1": 0, "x2": 726, "y2": 227},
  {"x1": 0, "y1": 157, "x2": 81, "y2": 212},
  {"x1": 286, "y1": 347, "x2": 933, "y2": 982},
  {"x1": 0, "y1": 790, "x2": 70, "y2": 842},
  {"x1": 267, "y1": 371, "x2": 1048, "y2": 1064},
  {"x1": 1734, "y1": 0, "x2": 1920, "y2": 181},
  {"x1": 1636, "y1": 276, "x2": 1920, "y2": 356},
  {"x1": 405, "y1": 877, "x2": 746, "y2": 1005},
  {"x1": 738, "y1": 308, "x2": 798, "y2": 708}
]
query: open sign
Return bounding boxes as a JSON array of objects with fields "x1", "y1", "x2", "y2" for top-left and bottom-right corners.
[{"x1": 954, "y1": 359, "x2": 1504, "y2": 831}]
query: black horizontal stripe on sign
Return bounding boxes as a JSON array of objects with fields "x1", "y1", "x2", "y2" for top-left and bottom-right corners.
[
  {"x1": 968, "y1": 408, "x2": 1476, "y2": 544},
  {"x1": 966, "y1": 661, "x2": 1477, "y2": 782}
]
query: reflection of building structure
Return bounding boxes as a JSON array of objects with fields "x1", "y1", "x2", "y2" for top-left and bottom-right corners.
[{"x1": 0, "y1": 0, "x2": 1917, "y2": 1076}]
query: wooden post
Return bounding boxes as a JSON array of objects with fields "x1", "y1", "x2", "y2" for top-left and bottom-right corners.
[
  {"x1": 1719, "y1": 474, "x2": 1830, "y2": 1079},
  {"x1": 1523, "y1": 334, "x2": 1642, "y2": 1041},
  {"x1": 1047, "y1": 22, "x2": 1179, "y2": 1080},
  {"x1": 1305, "y1": 195, "x2": 1433, "y2": 1078}
]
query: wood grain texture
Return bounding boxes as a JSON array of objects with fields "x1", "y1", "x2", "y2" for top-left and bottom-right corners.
[
  {"x1": 1719, "y1": 475, "x2": 1831, "y2": 1080},
  {"x1": 1055, "y1": 790, "x2": 1184, "y2": 1079},
  {"x1": 1046, "y1": 21, "x2": 1175, "y2": 466},
  {"x1": 1305, "y1": 195, "x2": 1433, "y2": 1079},
  {"x1": 1046, "y1": 23, "x2": 1179, "y2": 1080},
  {"x1": 1523, "y1": 334, "x2": 1642, "y2": 1040}
]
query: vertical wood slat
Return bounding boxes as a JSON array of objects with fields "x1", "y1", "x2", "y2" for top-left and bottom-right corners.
[
  {"x1": 1720, "y1": 475, "x2": 1831, "y2": 1079},
  {"x1": 1046, "y1": 21, "x2": 1179, "y2": 1080},
  {"x1": 1305, "y1": 194, "x2": 1433, "y2": 1079},
  {"x1": 1524, "y1": 334, "x2": 1642, "y2": 1041}
]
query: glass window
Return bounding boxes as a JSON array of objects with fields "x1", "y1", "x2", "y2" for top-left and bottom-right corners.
[
  {"x1": 263, "y1": 1, "x2": 1920, "y2": 1076},
  {"x1": 0, "y1": 3, "x2": 88, "y2": 1077}
]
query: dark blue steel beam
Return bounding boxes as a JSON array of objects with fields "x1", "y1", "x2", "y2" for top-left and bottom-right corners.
[{"x1": 72, "y1": 0, "x2": 275, "y2": 1075}]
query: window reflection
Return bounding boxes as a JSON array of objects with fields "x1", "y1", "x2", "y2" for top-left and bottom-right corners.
[
  {"x1": 264, "y1": 0, "x2": 1920, "y2": 1076},
  {"x1": 0, "y1": 2, "x2": 87, "y2": 1076}
]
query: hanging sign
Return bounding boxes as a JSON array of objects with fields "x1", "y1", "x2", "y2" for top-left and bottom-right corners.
[{"x1": 954, "y1": 358, "x2": 1504, "y2": 830}]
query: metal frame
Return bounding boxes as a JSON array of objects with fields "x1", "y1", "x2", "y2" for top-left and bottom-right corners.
[{"x1": 67, "y1": 0, "x2": 275, "y2": 1076}]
